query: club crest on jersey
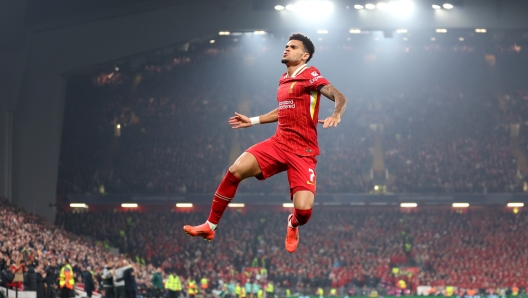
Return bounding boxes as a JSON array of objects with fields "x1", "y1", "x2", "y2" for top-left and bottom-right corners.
[
  {"x1": 288, "y1": 82, "x2": 297, "y2": 93},
  {"x1": 311, "y1": 71, "x2": 318, "y2": 77}
]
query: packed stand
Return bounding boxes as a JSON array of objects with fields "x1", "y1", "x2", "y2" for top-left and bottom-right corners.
[
  {"x1": 56, "y1": 205, "x2": 528, "y2": 295},
  {"x1": 378, "y1": 88, "x2": 520, "y2": 193},
  {"x1": 58, "y1": 42, "x2": 525, "y2": 195}
]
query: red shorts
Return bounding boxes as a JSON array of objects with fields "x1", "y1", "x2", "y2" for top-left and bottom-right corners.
[{"x1": 246, "y1": 138, "x2": 317, "y2": 199}]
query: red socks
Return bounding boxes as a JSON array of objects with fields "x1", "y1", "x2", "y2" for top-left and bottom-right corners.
[
  {"x1": 290, "y1": 208, "x2": 312, "y2": 227},
  {"x1": 207, "y1": 171, "x2": 241, "y2": 225}
]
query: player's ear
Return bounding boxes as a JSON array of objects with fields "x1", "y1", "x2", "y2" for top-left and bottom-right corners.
[{"x1": 302, "y1": 51, "x2": 310, "y2": 62}]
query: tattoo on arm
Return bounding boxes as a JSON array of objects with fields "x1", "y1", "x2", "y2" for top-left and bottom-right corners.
[{"x1": 320, "y1": 84, "x2": 347, "y2": 117}]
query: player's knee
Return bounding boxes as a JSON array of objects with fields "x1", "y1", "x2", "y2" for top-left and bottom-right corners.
[
  {"x1": 228, "y1": 164, "x2": 247, "y2": 180},
  {"x1": 229, "y1": 153, "x2": 261, "y2": 179},
  {"x1": 293, "y1": 208, "x2": 312, "y2": 226}
]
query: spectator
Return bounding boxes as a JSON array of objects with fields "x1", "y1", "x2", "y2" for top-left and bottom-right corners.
[
  {"x1": 102, "y1": 264, "x2": 115, "y2": 298},
  {"x1": 114, "y1": 261, "x2": 129, "y2": 298},
  {"x1": 83, "y1": 266, "x2": 96, "y2": 298},
  {"x1": 24, "y1": 264, "x2": 37, "y2": 292},
  {"x1": 45, "y1": 259, "x2": 60, "y2": 298},
  {"x1": 123, "y1": 265, "x2": 137, "y2": 298},
  {"x1": 36, "y1": 264, "x2": 47, "y2": 298}
]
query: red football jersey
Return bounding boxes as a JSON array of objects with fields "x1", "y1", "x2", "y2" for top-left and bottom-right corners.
[{"x1": 270, "y1": 65, "x2": 330, "y2": 157}]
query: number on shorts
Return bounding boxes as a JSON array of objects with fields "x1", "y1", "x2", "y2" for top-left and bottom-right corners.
[{"x1": 309, "y1": 168, "x2": 315, "y2": 182}]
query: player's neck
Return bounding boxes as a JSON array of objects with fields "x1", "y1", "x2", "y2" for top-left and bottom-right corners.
[{"x1": 286, "y1": 62, "x2": 307, "y2": 78}]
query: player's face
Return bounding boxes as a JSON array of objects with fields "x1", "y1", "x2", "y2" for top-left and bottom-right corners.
[{"x1": 281, "y1": 40, "x2": 310, "y2": 65}]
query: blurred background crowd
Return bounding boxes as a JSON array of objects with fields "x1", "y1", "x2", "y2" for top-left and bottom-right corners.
[
  {"x1": 2, "y1": 197, "x2": 528, "y2": 298},
  {"x1": 56, "y1": 37, "x2": 528, "y2": 197}
]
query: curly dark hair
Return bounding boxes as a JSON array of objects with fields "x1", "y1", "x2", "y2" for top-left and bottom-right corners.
[{"x1": 289, "y1": 32, "x2": 315, "y2": 63}]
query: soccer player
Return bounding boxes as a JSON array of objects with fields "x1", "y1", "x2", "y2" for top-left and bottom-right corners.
[{"x1": 184, "y1": 32, "x2": 347, "y2": 253}]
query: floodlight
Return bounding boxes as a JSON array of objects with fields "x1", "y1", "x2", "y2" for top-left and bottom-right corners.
[
  {"x1": 388, "y1": 1, "x2": 414, "y2": 16},
  {"x1": 400, "y1": 203, "x2": 417, "y2": 208},
  {"x1": 354, "y1": 4, "x2": 364, "y2": 9},
  {"x1": 176, "y1": 203, "x2": 193, "y2": 208},
  {"x1": 475, "y1": 28, "x2": 487, "y2": 33},
  {"x1": 458, "y1": 37, "x2": 464, "y2": 41},
  {"x1": 286, "y1": 4, "x2": 296, "y2": 10},
  {"x1": 294, "y1": 1, "x2": 333, "y2": 17},
  {"x1": 228, "y1": 203, "x2": 245, "y2": 207},
  {"x1": 443, "y1": 3, "x2": 453, "y2": 9},
  {"x1": 432, "y1": 4, "x2": 441, "y2": 9},
  {"x1": 436, "y1": 29, "x2": 447, "y2": 33},
  {"x1": 283, "y1": 203, "x2": 294, "y2": 208},
  {"x1": 275, "y1": 5, "x2": 285, "y2": 10},
  {"x1": 507, "y1": 203, "x2": 524, "y2": 207},
  {"x1": 365, "y1": 3, "x2": 376, "y2": 9},
  {"x1": 452, "y1": 203, "x2": 469, "y2": 208},
  {"x1": 218, "y1": 31, "x2": 230, "y2": 35},
  {"x1": 121, "y1": 203, "x2": 138, "y2": 208},
  {"x1": 349, "y1": 29, "x2": 361, "y2": 34},
  {"x1": 209, "y1": 40, "x2": 215, "y2": 43},
  {"x1": 254, "y1": 31, "x2": 266, "y2": 34},
  {"x1": 377, "y1": 2, "x2": 388, "y2": 10},
  {"x1": 70, "y1": 203, "x2": 88, "y2": 208}
]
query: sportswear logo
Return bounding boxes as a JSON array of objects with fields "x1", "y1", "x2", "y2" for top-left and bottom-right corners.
[
  {"x1": 306, "y1": 181, "x2": 316, "y2": 185},
  {"x1": 311, "y1": 71, "x2": 318, "y2": 77},
  {"x1": 288, "y1": 82, "x2": 297, "y2": 93}
]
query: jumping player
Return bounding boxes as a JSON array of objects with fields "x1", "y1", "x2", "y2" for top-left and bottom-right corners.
[{"x1": 184, "y1": 33, "x2": 347, "y2": 253}]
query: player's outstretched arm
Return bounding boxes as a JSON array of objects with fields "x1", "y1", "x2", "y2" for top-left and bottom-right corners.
[
  {"x1": 318, "y1": 84, "x2": 347, "y2": 128},
  {"x1": 229, "y1": 108, "x2": 278, "y2": 129}
]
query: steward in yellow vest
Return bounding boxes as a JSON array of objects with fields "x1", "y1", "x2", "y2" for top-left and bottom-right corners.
[
  {"x1": 512, "y1": 286, "x2": 519, "y2": 297},
  {"x1": 398, "y1": 280, "x2": 407, "y2": 290},
  {"x1": 59, "y1": 260, "x2": 75, "y2": 298},
  {"x1": 235, "y1": 284, "x2": 241, "y2": 298},
  {"x1": 165, "y1": 273, "x2": 182, "y2": 298},
  {"x1": 330, "y1": 288, "x2": 337, "y2": 296},
  {"x1": 266, "y1": 282, "x2": 275, "y2": 298},
  {"x1": 316, "y1": 288, "x2": 324, "y2": 297},
  {"x1": 188, "y1": 280, "x2": 198, "y2": 297},
  {"x1": 201, "y1": 277, "x2": 209, "y2": 289},
  {"x1": 369, "y1": 290, "x2": 378, "y2": 298},
  {"x1": 445, "y1": 286, "x2": 454, "y2": 297}
]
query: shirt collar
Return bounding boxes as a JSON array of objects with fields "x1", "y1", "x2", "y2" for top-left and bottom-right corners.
[{"x1": 285, "y1": 64, "x2": 308, "y2": 78}]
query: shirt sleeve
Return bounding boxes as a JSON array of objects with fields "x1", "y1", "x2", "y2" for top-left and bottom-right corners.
[{"x1": 307, "y1": 68, "x2": 330, "y2": 92}]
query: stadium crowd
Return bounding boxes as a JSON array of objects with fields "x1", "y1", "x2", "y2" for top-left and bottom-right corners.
[
  {"x1": 57, "y1": 43, "x2": 526, "y2": 196},
  {"x1": 55, "y1": 204, "x2": 528, "y2": 294},
  {"x1": 2, "y1": 195, "x2": 528, "y2": 298},
  {"x1": 378, "y1": 88, "x2": 520, "y2": 193}
]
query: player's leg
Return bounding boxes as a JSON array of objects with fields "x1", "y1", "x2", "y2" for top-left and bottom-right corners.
[
  {"x1": 183, "y1": 152, "x2": 262, "y2": 240},
  {"x1": 291, "y1": 190, "x2": 314, "y2": 225},
  {"x1": 284, "y1": 155, "x2": 317, "y2": 253}
]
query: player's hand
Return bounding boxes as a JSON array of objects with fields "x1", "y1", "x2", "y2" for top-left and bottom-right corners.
[
  {"x1": 229, "y1": 112, "x2": 252, "y2": 129},
  {"x1": 318, "y1": 114, "x2": 341, "y2": 128}
]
